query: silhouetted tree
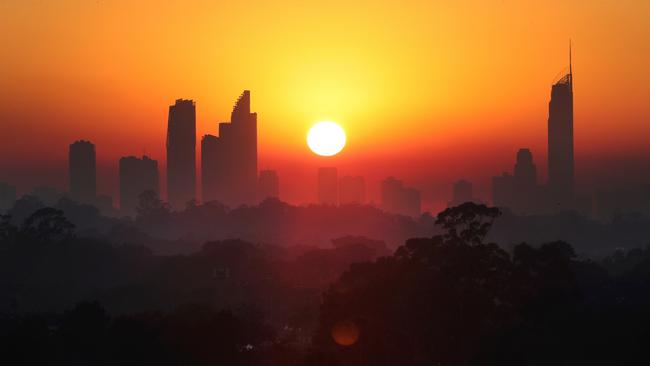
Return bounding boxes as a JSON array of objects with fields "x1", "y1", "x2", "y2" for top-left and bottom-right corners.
[
  {"x1": 135, "y1": 190, "x2": 173, "y2": 236},
  {"x1": 436, "y1": 202, "x2": 501, "y2": 246},
  {"x1": 19, "y1": 207, "x2": 75, "y2": 244},
  {"x1": 7, "y1": 195, "x2": 44, "y2": 224},
  {"x1": 0, "y1": 214, "x2": 17, "y2": 246},
  {"x1": 136, "y1": 190, "x2": 170, "y2": 218},
  {"x1": 314, "y1": 203, "x2": 509, "y2": 365}
]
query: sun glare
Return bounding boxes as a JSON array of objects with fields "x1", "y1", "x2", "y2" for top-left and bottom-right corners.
[{"x1": 307, "y1": 121, "x2": 346, "y2": 157}]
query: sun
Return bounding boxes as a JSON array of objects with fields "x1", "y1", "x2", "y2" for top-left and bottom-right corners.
[{"x1": 307, "y1": 121, "x2": 346, "y2": 156}]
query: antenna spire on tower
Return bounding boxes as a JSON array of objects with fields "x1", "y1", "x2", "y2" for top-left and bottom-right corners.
[{"x1": 569, "y1": 39, "x2": 573, "y2": 82}]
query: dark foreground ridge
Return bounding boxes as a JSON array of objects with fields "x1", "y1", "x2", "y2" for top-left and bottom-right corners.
[{"x1": 2, "y1": 202, "x2": 650, "y2": 364}]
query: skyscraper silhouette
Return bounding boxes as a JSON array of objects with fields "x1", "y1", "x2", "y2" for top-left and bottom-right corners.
[
  {"x1": 403, "y1": 187, "x2": 421, "y2": 217},
  {"x1": 167, "y1": 99, "x2": 196, "y2": 209},
  {"x1": 119, "y1": 155, "x2": 159, "y2": 215},
  {"x1": 547, "y1": 44, "x2": 574, "y2": 209},
  {"x1": 69, "y1": 140, "x2": 96, "y2": 203},
  {"x1": 201, "y1": 134, "x2": 221, "y2": 203},
  {"x1": 492, "y1": 172, "x2": 515, "y2": 210},
  {"x1": 513, "y1": 148, "x2": 538, "y2": 213},
  {"x1": 339, "y1": 176, "x2": 365, "y2": 205},
  {"x1": 200, "y1": 91, "x2": 258, "y2": 207},
  {"x1": 381, "y1": 177, "x2": 421, "y2": 217},
  {"x1": 514, "y1": 149, "x2": 537, "y2": 189},
  {"x1": 449, "y1": 179, "x2": 473, "y2": 207},
  {"x1": 258, "y1": 170, "x2": 279, "y2": 201},
  {"x1": 318, "y1": 167, "x2": 338, "y2": 205},
  {"x1": 492, "y1": 149, "x2": 540, "y2": 213}
]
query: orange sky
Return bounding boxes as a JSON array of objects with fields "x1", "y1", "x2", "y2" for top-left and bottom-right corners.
[{"x1": 1, "y1": 0, "x2": 649, "y2": 212}]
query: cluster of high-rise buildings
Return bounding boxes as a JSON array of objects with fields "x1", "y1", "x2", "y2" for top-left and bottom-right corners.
[
  {"x1": 199, "y1": 91, "x2": 258, "y2": 208},
  {"x1": 315, "y1": 167, "x2": 421, "y2": 216},
  {"x1": 102, "y1": 91, "x2": 263, "y2": 215},
  {"x1": 0, "y1": 92, "x2": 266, "y2": 217},
  {"x1": 68, "y1": 141, "x2": 158, "y2": 215},
  {"x1": 450, "y1": 48, "x2": 578, "y2": 215},
  {"x1": 0, "y1": 88, "x2": 423, "y2": 218},
  {"x1": 449, "y1": 46, "x2": 650, "y2": 219},
  {"x1": 492, "y1": 48, "x2": 578, "y2": 214},
  {"x1": 166, "y1": 91, "x2": 266, "y2": 210},
  {"x1": 1, "y1": 47, "x2": 647, "y2": 221}
]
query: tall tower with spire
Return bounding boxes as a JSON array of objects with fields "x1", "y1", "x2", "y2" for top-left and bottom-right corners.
[{"x1": 547, "y1": 42, "x2": 575, "y2": 209}]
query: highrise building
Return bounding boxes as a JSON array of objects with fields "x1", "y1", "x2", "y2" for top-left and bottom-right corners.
[
  {"x1": 381, "y1": 177, "x2": 402, "y2": 214},
  {"x1": 381, "y1": 177, "x2": 421, "y2": 217},
  {"x1": 167, "y1": 99, "x2": 196, "y2": 209},
  {"x1": 200, "y1": 91, "x2": 257, "y2": 207},
  {"x1": 339, "y1": 176, "x2": 365, "y2": 205},
  {"x1": 0, "y1": 182, "x2": 16, "y2": 213},
  {"x1": 69, "y1": 140, "x2": 96, "y2": 203},
  {"x1": 403, "y1": 188, "x2": 421, "y2": 217},
  {"x1": 491, "y1": 149, "x2": 541, "y2": 214},
  {"x1": 258, "y1": 170, "x2": 279, "y2": 201},
  {"x1": 318, "y1": 167, "x2": 338, "y2": 205},
  {"x1": 547, "y1": 44, "x2": 574, "y2": 209},
  {"x1": 201, "y1": 134, "x2": 222, "y2": 203},
  {"x1": 514, "y1": 149, "x2": 537, "y2": 189},
  {"x1": 492, "y1": 172, "x2": 515, "y2": 210},
  {"x1": 119, "y1": 155, "x2": 159, "y2": 215},
  {"x1": 594, "y1": 188, "x2": 646, "y2": 221},
  {"x1": 513, "y1": 148, "x2": 538, "y2": 213},
  {"x1": 449, "y1": 179, "x2": 473, "y2": 207}
]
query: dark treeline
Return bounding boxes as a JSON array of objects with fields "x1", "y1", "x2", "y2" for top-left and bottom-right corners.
[
  {"x1": 490, "y1": 208, "x2": 650, "y2": 257},
  {"x1": 4, "y1": 191, "x2": 436, "y2": 254},
  {"x1": 2, "y1": 202, "x2": 650, "y2": 364},
  {"x1": 5, "y1": 190, "x2": 650, "y2": 257}
]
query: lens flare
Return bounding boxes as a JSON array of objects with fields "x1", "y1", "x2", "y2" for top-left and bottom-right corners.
[{"x1": 331, "y1": 320, "x2": 360, "y2": 346}]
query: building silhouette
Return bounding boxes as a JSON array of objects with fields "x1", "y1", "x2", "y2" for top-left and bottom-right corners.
[
  {"x1": 513, "y1": 148, "x2": 538, "y2": 213},
  {"x1": 258, "y1": 170, "x2": 279, "y2": 201},
  {"x1": 200, "y1": 91, "x2": 257, "y2": 207},
  {"x1": 492, "y1": 172, "x2": 515, "y2": 210},
  {"x1": 514, "y1": 149, "x2": 537, "y2": 190},
  {"x1": 449, "y1": 179, "x2": 474, "y2": 207},
  {"x1": 0, "y1": 182, "x2": 16, "y2": 213},
  {"x1": 119, "y1": 155, "x2": 159, "y2": 215},
  {"x1": 69, "y1": 140, "x2": 96, "y2": 203},
  {"x1": 492, "y1": 148, "x2": 541, "y2": 214},
  {"x1": 167, "y1": 99, "x2": 196, "y2": 209},
  {"x1": 381, "y1": 177, "x2": 421, "y2": 217},
  {"x1": 318, "y1": 167, "x2": 338, "y2": 205},
  {"x1": 547, "y1": 44, "x2": 575, "y2": 209},
  {"x1": 201, "y1": 134, "x2": 221, "y2": 203},
  {"x1": 318, "y1": 167, "x2": 339, "y2": 205},
  {"x1": 339, "y1": 176, "x2": 365, "y2": 205},
  {"x1": 403, "y1": 188, "x2": 421, "y2": 217},
  {"x1": 593, "y1": 187, "x2": 650, "y2": 221}
]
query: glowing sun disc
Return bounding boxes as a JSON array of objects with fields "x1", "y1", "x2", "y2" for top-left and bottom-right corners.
[{"x1": 307, "y1": 121, "x2": 346, "y2": 156}]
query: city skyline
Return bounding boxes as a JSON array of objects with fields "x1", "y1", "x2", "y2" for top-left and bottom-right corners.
[
  {"x1": 2, "y1": 1, "x2": 650, "y2": 213},
  {"x1": 0, "y1": 52, "x2": 646, "y2": 218},
  {"x1": 2, "y1": 54, "x2": 647, "y2": 212},
  {"x1": 3, "y1": 3, "x2": 650, "y2": 363}
]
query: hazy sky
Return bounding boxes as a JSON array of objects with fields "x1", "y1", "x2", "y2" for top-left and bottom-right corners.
[{"x1": 1, "y1": 0, "x2": 649, "y2": 211}]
